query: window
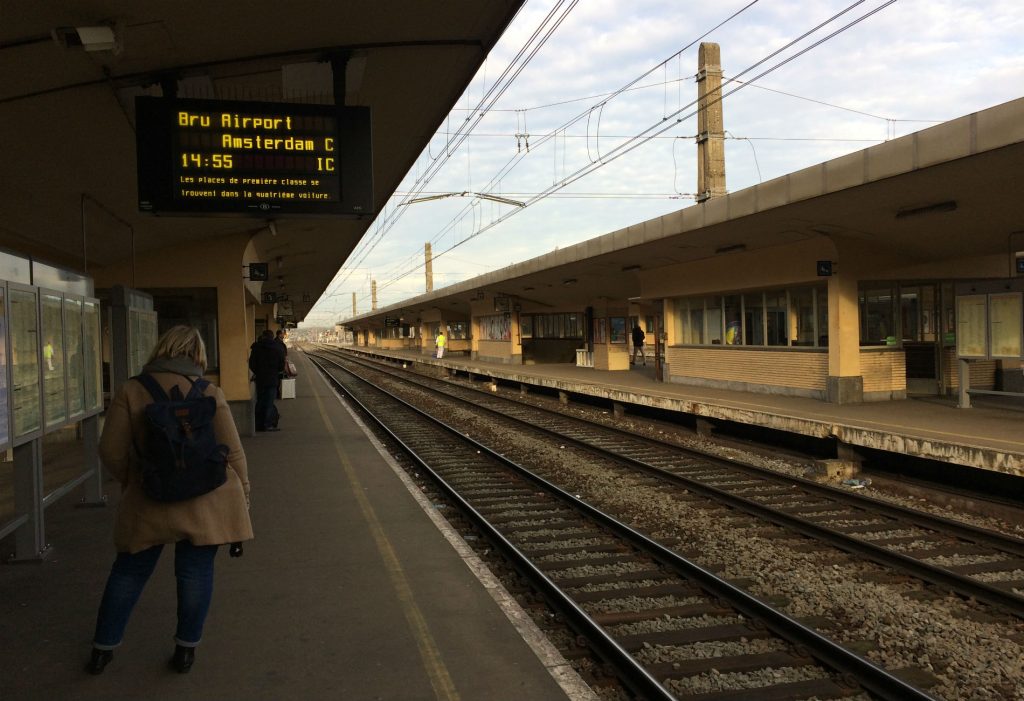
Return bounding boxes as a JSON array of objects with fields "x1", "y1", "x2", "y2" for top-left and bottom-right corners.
[
  {"x1": 744, "y1": 293, "x2": 763, "y2": 346},
  {"x1": 702, "y1": 298, "x2": 721, "y2": 344},
  {"x1": 681, "y1": 299, "x2": 705, "y2": 344},
  {"x1": 765, "y1": 291, "x2": 787, "y2": 346},
  {"x1": 144, "y1": 288, "x2": 220, "y2": 370},
  {"x1": 791, "y1": 287, "x2": 815, "y2": 346},
  {"x1": 609, "y1": 317, "x2": 627, "y2": 343},
  {"x1": 520, "y1": 315, "x2": 533, "y2": 339},
  {"x1": 860, "y1": 286, "x2": 895, "y2": 346},
  {"x1": 673, "y1": 286, "x2": 827, "y2": 348},
  {"x1": 448, "y1": 321, "x2": 468, "y2": 340},
  {"x1": 723, "y1": 295, "x2": 741, "y2": 345},
  {"x1": 817, "y1": 287, "x2": 829, "y2": 347},
  {"x1": 479, "y1": 314, "x2": 511, "y2": 341}
]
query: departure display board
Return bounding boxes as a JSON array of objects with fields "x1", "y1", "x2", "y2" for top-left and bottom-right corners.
[{"x1": 136, "y1": 96, "x2": 372, "y2": 216}]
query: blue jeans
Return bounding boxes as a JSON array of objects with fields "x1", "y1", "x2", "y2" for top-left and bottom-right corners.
[
  {"x1": 92, "y1": 541, "x2": 218, "y2": 649},
  {"x1": 255, "y1": 383, "x2": 278, "y2": 430}
]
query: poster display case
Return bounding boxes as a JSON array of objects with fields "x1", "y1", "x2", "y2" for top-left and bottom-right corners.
[
  {"x1": 64, "y1": 296, "x2": 85, "y2": 418},
  {"x1": 0, "y1": 285, "x2": 9, "y2": 450},
  {"x1": 40, "y1": 290, "x2": 68, "y2": 429},
  {"x1": 988, "y1": 293, "x2": 1022, "y2": 359},
  {"x1": 84, "y1": 299, "x2": 102, "y2": 414},
  {"x1": 128, "y1": 308, "x2": 158, "y2": 377},
  {"x1": 956, "y1": 295, "x2": 988, "y2": 358},
  {"x1": 9, "y1": 284, "x2": 41, "y2": 442}
]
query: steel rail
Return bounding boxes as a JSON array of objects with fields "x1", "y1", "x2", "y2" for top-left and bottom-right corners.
[
  {"x1": 323, "y1": 348, "x2": 1024, "y2": 618},
  {"x1": 310, "y1": 355, "x2": 676, "y2": 700},
  {"x1": 312, "y1": 352, "x2": 938, "y2": 701}
]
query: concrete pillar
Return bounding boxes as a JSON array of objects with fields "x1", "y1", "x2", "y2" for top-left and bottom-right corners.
[
  {"x1": 958, "y1": 357, "x2": 971, "y2": 408},
  {"x1": 612, "y1": 402, "x2": 625, "y2": 419},
  {"x1": 520, "y1": 383, "x2": 528, "y2": 397},
  {"x1": 696, "y1": 418, "x2": 715, "y2": 436},
  {"x1": 826, "y1": 274, "x2": 864, "y2": 403},
  {"x1": 696, "y1": 43, "x2": 726, "y2": 202},
  {"x1": 425, "y1": 243, "x2": 433, "y2": 293},
  {"x1": 558, "y1": 390, "x2": 569, "y2": 406},
  {"x1": 371, "y1": 279, "x2": 377, "y2": 310}
]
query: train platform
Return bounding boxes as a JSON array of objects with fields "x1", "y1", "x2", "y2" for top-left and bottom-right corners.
[
  {"x1": 0, "y1": 352, "x2": 590, "y2": 701},
  {"x1": 344, "y1": 347, "x2": 1024, "y2": 480}
]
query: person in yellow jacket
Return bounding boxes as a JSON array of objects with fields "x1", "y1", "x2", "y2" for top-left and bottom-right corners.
[{"x1": 435, "y1": 330, "x2": 446, "y2": 359}]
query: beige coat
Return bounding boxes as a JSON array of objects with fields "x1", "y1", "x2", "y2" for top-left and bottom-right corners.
[{"x1": 100, "y1": 372, "x2": 253, "y2": 553}]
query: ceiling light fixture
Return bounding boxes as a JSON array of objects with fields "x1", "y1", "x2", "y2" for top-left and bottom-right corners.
[
  {"x1": 621, "y1": 264, "x2": 642, "y2": 272},
  {"x1": 562, "y1": 278, "x2": 577, "y2": 286},
  {"x1": 52, "y1": 25, "x2": 120, "y2": 53},
  {"x1": 895, "y1": 200, "x2": 957, "y2": 219},
  {"x1": 714, "y1": 243, "x2": 746, "y2": 254}
]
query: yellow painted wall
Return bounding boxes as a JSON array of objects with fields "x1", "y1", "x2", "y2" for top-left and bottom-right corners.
[
  {"x1": 478, "y1": 340, "x2": 512, "y2": 360},
  {"x1": 594, "y1": 344, "x2": 630, "y2": 371},
  {"x1": 93, "y1": 232, "x2": 254, "y2": 401},
  {"x1": 666, "y1": 347, "x2": 828, "y2": 392},
  {"x1": 860, "y1": 350, "x2": 906, "y2": 393}
]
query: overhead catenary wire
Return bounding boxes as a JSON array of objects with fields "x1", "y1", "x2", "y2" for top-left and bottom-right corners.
[
  {"x1": 360, "y1": 0, "x2": 770, "y2": 299},
  {"x1": 358, "y1": 0, "x2": 897, "y2": 310},
  {"x1": 319, "y1": 0, "x2": 581, "y2": 306},
  {"x1": 319, "y1": 0, "x2": 765, "y2": 311},
  {"x1": 323, "y1": 1, "x2": 900, "y2": 316}
]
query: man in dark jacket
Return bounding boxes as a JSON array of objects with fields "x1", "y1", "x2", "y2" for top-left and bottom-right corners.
[{"x1": 249, "y1": 330, "x2": 284, "y2": 431}]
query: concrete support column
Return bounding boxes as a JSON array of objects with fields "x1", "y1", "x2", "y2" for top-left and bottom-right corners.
[
  {"x1": 958, "y1": 358, "x2": 971, "y2": 408},
  {"x1": 696, "y1": 418, "x2": 715, "y2": 436},
  {"x1": 826, "y1": 273, "x2": 864, "y2": 403},
  {"x1": 612, "y1": 402, "x2": 625, "y2": 419},
  {"x1": 520, "y1": 383, "x2": 528, "y2": 397},
  {"x1": 696, "y1": 42, "x2": 727, "y2": 202},
  {"x1": 558, "y1": 390, "x2": 569, "y2": 406}
]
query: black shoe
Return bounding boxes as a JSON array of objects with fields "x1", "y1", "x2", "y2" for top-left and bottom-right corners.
[
  {"x1": 86, "y1": 648, "x2": 113, "y2": 675},
  {"x1": 171, "y1": 645, "x2": 195, "y2": 673}
]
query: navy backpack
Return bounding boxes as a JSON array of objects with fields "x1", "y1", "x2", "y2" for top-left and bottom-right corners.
[{"x1": 133, "y1": 374, "x2": 229, "y2": 502}]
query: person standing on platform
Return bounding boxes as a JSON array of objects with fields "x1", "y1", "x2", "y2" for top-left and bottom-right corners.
[
  {"x1": 274, "y1": 329, "x2": 288, "y2": 398},
  {"x1": 86, "y1": 325, "x2": 252, "y2": 675},
  {"x1": 631, "y1": 324, "x2": 646, "y2": 366},
  {"x1": 435, "y1": 329, "x2": 446, "y2": 359},
  {"x1": 249, "y1": 329, "x2": 284, "y2": 431}
]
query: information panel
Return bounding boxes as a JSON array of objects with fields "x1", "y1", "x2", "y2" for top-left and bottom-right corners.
[
  {"x1": 41, "y1": 292, "x2": 67, "y2": 428},
  {"x1": 136, "y1": 96, "x2": 372, "y2": 216},
  {"x1": 0, "y1": 287, "x2": 8, "y2": 449},
  {"x1": 10, "y1": 287, "x2": 41, "y2": 440},
  {"x1": 64, "y1": 297, "x2": 85, "y2": 418}
]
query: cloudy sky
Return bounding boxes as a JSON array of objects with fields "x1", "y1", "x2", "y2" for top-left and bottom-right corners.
[{"x1": 303, "y1": 0, "x2": 1024, "y2": 326}]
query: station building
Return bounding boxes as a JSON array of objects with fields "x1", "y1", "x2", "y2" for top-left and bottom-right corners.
[{"x1": 345, "y1": 97, "x2": 1024, "y2": 406}]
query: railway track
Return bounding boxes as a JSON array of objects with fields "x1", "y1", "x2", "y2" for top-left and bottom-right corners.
[
  {"x1": 314, "y1": 347, "x2": 1024, "y2": 621},
  {"x1": 310, "y1": 350, "x2": 937, "y2": 700}
]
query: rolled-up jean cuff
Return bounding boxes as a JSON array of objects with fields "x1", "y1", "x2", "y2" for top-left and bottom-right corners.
[
  {"x1": 174, "y1": 637, "x2": 200, "y2": 648},
  {"x1": 91, "y1": 641, "x2": 119, "y2": 651}
]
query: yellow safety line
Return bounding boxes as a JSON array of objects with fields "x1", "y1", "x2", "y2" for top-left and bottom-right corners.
[{"x1": 312, "y1": 385, "x2": 460, "y2": 701}]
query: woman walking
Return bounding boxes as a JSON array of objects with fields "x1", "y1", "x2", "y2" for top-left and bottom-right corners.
[{"x1": 87, "y1": 326, "x2": 252, "y2": 674}]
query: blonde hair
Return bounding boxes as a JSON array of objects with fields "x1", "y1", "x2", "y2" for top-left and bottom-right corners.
[{"x1": 147, "y1": 325, "x2": 208, "y2": 371}]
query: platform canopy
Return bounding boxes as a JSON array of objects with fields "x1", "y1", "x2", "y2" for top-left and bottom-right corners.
[{"x1": 0, "y1": 1, "x2": 523, "y2": 321}]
